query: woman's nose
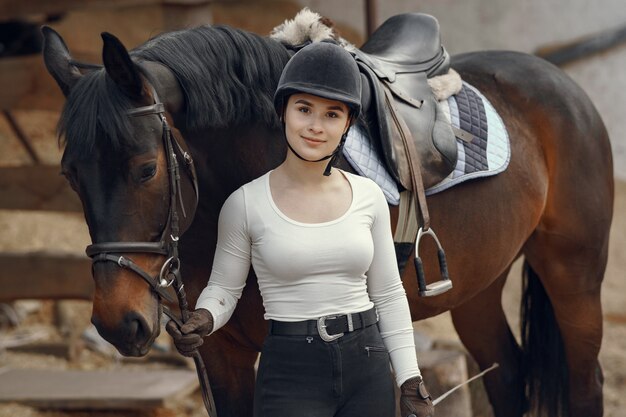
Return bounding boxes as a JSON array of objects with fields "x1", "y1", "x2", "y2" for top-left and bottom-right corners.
[{"x1": 307, "y1": 117, "x2": 323, "y2": 133}]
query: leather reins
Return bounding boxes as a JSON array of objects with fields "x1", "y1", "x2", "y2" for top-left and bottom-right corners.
[{"x1": 83, "y1": 84, "x2": 217, "y2": 417}]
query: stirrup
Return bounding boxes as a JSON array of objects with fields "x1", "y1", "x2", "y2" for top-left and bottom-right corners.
[{"x1": 414, "y1": 227, "x2": 452, "y2": 297}]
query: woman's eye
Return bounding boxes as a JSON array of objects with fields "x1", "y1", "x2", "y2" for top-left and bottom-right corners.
[
  {"x1": 327, "y1": 112, "x2": 339, "y2": 118},
  {"x1": 298, "y1": 106, "x2": 310, "y2": 113},
  {"x1": 140, "y1": 164, "x2": 157, "y2": 182}
]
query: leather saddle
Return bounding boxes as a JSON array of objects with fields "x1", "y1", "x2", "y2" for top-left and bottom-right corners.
[{"x1": 353, "y1": 13, "x2": 458, "y2": 190}]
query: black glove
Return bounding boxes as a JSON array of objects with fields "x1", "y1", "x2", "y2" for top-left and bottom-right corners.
[
  {"x1": 400, "y1": 376, "x2": 435, "y2": 417},
  {"x1": 165, "y1": 308, "x2": 213, "y2": 357}
]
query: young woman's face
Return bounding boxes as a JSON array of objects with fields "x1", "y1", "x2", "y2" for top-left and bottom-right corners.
[{"x1": 284, "y1": 93, "x2": 351, "y2": 162}]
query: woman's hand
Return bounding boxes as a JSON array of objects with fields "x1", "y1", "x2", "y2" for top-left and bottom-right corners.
[
  {"x1": 165, "y1": 308, "x2": 214, "y2": 357},
  {"x1": 399, "y1": 376, "x2": 435, "y2": 417}
]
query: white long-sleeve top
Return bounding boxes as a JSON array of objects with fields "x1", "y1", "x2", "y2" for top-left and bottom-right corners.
[{"x1": 196, "y1": 170, "x2": 420, "y2": 386}]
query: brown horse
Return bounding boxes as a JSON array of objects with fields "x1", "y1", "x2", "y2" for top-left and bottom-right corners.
[{"x1": 42, "y1": 17, "x2": 613, "y2": 417}]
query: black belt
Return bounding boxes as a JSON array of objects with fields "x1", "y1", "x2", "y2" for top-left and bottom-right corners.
[{"x1": 269, "y1": 307, "x2": 378, "y2": 342}]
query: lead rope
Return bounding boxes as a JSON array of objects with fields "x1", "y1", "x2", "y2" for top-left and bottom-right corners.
[
  {"x1": 160, "y1": 114, "x2": 218, "y2": 417},
  {"x1": 164, "y1": 276, "x2": 218, "y2": 417}
]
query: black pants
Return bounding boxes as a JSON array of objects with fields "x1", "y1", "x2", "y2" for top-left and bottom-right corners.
[{"x1": 253, "y1": 323, "x2": 396, "y2": 417}]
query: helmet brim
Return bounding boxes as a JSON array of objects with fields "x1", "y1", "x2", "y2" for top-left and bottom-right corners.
[{"x1": 275, "y1": 83, "x2": 361, "y2": 118}]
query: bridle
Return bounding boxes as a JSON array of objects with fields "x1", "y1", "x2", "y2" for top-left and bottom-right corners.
[
  {"x1": 83, "y1": 83, "x2": 218, "y2": 417},
  {"x1": 85, "y1": 84, "x2": 198, "y2": 303}
]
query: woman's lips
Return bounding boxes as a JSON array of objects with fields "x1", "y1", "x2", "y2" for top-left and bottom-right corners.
[{"x1": 302, "y1": 136, "x2": 325, "y2": 145}]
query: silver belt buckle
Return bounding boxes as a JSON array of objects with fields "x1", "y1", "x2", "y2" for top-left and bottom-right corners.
[{"x1": 317, "y1": 315, "x2": 344, "y2": 342}]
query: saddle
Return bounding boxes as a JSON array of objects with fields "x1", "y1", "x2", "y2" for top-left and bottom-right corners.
[
  {"x1": 353, "y1": 13, "x2": 458, "y2": 191},
  {"x1": 353, "y1": 13, "x2": 456, "y2": 297}
]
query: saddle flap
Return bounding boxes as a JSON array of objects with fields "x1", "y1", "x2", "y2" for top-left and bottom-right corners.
[{"x1": 359, "y1": 62, "x2": 457, "y2": 190}]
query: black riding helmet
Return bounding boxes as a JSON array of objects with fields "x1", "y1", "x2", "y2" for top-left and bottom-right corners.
[{"x1": 274, "y1": 42, "x2": 362, "y2": 175}]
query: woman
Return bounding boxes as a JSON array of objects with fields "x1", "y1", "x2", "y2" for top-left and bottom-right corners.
[{"x1": 166, "y1": 42, "x2": 435, "y2": 417}]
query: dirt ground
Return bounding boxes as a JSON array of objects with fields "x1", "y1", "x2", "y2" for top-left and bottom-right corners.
[{"x1": 0, "y1": 181, "x2": 624, "y2": 417}]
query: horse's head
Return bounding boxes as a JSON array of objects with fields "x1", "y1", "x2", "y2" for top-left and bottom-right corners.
[{"x1": 42, "y1": 27, "x2": 197, "y2": 356}]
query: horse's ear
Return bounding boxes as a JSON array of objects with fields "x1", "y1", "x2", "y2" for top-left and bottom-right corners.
[
  {"x1": 41, "y1": 25, "x2": 81, "y2": 96},
  {"x1": 101, "y1": 32, "x2": 143, "y2": 99}
]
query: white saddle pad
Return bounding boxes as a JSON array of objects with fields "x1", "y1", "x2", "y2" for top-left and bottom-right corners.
[{"x1": 343, "y1": 81, "x2": 510, "y2": 204}]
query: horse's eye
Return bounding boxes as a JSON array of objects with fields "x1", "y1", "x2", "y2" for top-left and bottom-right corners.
[{"x1": 140, "y1": 163, "x2": 157, "y2": 182}]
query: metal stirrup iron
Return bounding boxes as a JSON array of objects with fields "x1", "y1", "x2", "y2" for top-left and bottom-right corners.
[{"x1": 414, "y1": 227, "x2": 452, "y2": 297}]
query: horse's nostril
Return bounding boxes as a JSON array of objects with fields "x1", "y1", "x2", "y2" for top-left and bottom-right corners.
[{"x1": 123, "y1": 311, "x2": 151, "y2": 347}]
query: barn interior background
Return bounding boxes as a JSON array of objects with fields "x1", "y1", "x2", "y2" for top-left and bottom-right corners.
[{"x1": 0, "y1": 0, "x2": 624, "y2": 416}]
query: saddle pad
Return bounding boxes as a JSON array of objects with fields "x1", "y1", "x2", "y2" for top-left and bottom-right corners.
[
  {"x1": 427, "y1": 82, "x2": 510, "y2": 195},
  {"x1": 344, "y1": 125, "x2": 401, "y2": 205},
  {"x1": 343, "y1": 81, "x2": 510, "y2": 204}
]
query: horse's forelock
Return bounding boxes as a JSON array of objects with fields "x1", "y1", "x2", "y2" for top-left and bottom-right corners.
[{"x1": 59, "y1": 69, "x2": 138, "y2": 160}]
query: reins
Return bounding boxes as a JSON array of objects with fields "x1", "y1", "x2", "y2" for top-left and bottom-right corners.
[{"x1": 83, "y1": 84, "x2": 217, "y2": 417}]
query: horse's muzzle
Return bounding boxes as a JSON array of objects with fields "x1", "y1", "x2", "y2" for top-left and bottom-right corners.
[{"x1": 91, "y1": 311, "x2": 157, "y2": 357}]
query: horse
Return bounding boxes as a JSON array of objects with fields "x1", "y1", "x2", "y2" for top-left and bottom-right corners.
[{"x1": 41, "y1": 13, "x2": 613, "y2": 417}]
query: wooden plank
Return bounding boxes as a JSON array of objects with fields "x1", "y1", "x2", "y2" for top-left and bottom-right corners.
[
  {"x1": 0, "y1": 251, "x2": 93, "y2": 301},
  {"x1": 0, "y1": 0, "x2": 227, "y2": 20},
  {"x1": 3, "y1": 111, "x2": 41, "y2": 164},
  {"x1": 0, "y1": 368, "x2": 198, "y2": 409},
  {"x1": 0, "y1": 165, "x2": 81, "y2": 212},
  {"x1": 0, "y1": 0, "x2": 167, "y2": 20},
  {"x1": 6, "y1": 342, "x2": 75, "y2": 360},
  {"x1": 0, "y1": 115, "x2": 33, "y2": 166},
  {"x1": 0, "y1": 55, "x2": 66, "y2": 111},
  {"x1": 10, "y1": 110, "x2": 64, "y2": 166}
]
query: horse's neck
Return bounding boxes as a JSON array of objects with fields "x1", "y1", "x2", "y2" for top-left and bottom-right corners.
[
  {"x1": 176, "y1": 124, "x2": 282, "y2": 284},
  {"x1": 186, "y1": 123, "x2": 285, "y2": 208}
]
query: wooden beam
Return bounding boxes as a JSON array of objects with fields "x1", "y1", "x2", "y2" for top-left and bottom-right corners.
[
  {"x1": 0, "y1": 0, "x2": 223, "y2": 20},
  {"x1": 7, "y1": 342, "x2": 76, "y2": 360},
  {"x1": 0, "y1": 0, "x2": 162, "y2": 20},
  {"x1": 0, "y1": 55, "x2": 66, "y2": 111},
  {"x1": 0, "y1": 368, "x2": 198, "y2": 409},
  {"x1": 3, "y1": 111, "x2": 40, "y2": 164},
  {"x1": 365, "y1": 0, "x2": 378, "y2": 37},
  {"x1": 0, "y1": 165, "x2": 81, "y2": 212},
  {"x1": 6, "y1": 110, "x2": 64, "y2": 165},
  {"x1": 0, "y1": 117, "x2": 33, "y2": 166},
  {"x1": 0, "y1": 251, "x2": 93, "y2": 301}
]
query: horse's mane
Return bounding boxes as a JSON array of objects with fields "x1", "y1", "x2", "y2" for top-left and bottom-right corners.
[
  {"x1": 59, "y1": 25, "x2": 290, "y2": 156},
  {"x1": 132, "y1": 26, "x2": 290, "y2": 131}
]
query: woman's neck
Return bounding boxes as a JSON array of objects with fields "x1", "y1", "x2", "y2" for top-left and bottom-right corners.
[{"x1": 275, "y1": 151, "x2": 338, "y2": 188}]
